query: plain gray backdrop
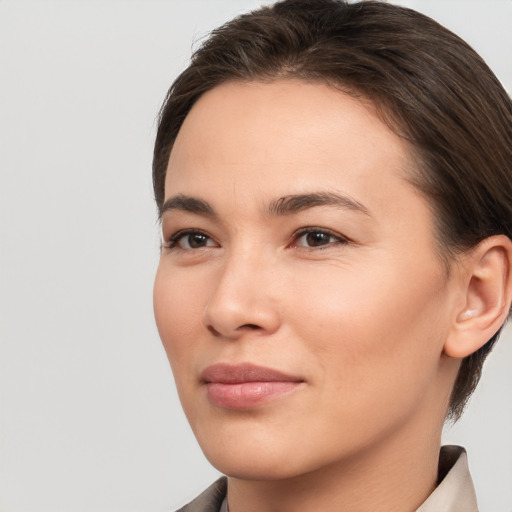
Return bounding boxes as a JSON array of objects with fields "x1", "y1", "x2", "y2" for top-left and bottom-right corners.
[{"x1": 1, "y1": 1, "x2": 511, "y2": 511}]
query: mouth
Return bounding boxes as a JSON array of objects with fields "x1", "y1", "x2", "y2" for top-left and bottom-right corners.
[{"x1": 200, "y1": 363, "x2": 305, "y2": 410}]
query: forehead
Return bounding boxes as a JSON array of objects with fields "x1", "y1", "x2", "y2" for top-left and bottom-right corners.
[
  {"x1": 169, "y1": 80, "x2": 400, "y2": 173},
  {"x1": 165, "y1": 80, "x2": 423, "y2": 217}
]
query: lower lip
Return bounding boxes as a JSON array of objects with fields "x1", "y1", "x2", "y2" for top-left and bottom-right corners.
[{"x1": 205, "y1": 381, "x2": 303, "y2": 409}]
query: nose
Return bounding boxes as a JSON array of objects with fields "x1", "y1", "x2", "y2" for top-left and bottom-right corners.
[{"x1": 202, "y1": 252, "x2": 281, "y2": 339}]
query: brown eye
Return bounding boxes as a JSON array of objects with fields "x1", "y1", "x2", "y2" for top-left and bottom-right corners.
[
  {"x1": 182, "y1": 233, "x2": 210, "y2": 249},
  {"x1": 293, "y1": 228, "x2": 348, "y2": 249},
  {"x1": 167, "y1": 230, "x2": 218, "y2": 250},
  {"x1": 304, "y1": 232, "x2": 333, "y2": 247}
]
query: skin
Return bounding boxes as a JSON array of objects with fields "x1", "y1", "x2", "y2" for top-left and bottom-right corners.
[{"x1": 153, "y1": 80, "x2": 476, "y2": 511}]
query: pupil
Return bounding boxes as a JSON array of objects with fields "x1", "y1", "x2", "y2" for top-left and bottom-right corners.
[
  {"x1": 189, "y1": 234, "x2": 207, "y2": 248},
  {"x1": 307, "y1": 232, "x2": 329, "y2": 246}
]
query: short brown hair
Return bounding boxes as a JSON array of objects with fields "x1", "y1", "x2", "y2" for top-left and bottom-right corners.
[{"x1": 153, "y1": 0, "x2": 512, "y2": 420}]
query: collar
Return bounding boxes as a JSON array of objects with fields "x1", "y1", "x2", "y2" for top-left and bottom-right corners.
[{"x1": 416, "y1": 445, "x2": 478, "y2": 511}]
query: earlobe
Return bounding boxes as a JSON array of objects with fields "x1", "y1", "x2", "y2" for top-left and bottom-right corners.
[{"x1": 444, "y1": 235, "x2": 512, "y2": 359}]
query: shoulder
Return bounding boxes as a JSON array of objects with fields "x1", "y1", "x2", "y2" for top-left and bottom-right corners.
[{"x1": 175, "y1": 477, "x2": 228, "y2": 512}]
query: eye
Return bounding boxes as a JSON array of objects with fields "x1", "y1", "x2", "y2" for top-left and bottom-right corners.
[
  {"x1": 166, "y1": 229, "x2": 218, "y2": 250},
  {"x1": 291, "y1": 228, "x2": 348, "y2": 248}
]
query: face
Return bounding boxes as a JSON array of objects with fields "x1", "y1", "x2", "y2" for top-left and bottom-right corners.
[{"x1": 154, "y1": 80, "x2": 460, "y2": 480}]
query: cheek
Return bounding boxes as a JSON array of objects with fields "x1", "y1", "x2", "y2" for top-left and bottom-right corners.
[
  {"x1": 153, "y1": 264, "x2": 203, "y2": 376},
  {"x1": 286, "y1": 259, "x2": 449, "y2": 404}
]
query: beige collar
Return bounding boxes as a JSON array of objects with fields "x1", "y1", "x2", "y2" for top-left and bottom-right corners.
[{"x1": 416, "y1": 445, "x2": 478, "y2": 511}]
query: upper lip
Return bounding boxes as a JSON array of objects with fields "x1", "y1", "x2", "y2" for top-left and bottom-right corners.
[{"x1": 200, "y1": 363, "x2": 304, "y2": 384}]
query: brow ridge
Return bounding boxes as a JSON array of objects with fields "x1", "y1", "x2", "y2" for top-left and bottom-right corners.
[{"x1": 160, "y1": 191, "x2": 371, "y2": 220}]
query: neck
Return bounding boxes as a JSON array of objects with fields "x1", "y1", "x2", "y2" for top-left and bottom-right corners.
[{"x1": 227, "y1": 408, "x2": 445, "y2": 512}]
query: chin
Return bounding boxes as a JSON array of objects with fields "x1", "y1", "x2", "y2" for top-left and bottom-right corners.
[
  {"x1": 204, "y1": 449, "x2": 304, "y2": 481},
  {"x1": 198, "y1": 434, "x2": 288, "y2": 479},
  {"x1": 193, "y1": 423, "x2": 334, "y2": 482}
]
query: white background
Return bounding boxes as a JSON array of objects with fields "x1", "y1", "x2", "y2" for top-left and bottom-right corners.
[{"x1": 1, "y1": 1, "x2": 511, "y2": 511}]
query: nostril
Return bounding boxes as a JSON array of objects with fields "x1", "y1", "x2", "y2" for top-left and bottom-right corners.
[
  {"x1": 207, "y1": 325, "x2": 221, "y2": 336},
  {"x1": 239, "y1": 324, "x2": 261, "y2": 330},
  {"x1": 206, "y1": 323, "x2": 260, "y2": 336}
]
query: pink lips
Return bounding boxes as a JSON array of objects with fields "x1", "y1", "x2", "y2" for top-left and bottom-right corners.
[{"x1": 200, "y1": 363, "x2": 304, "y2": 410}]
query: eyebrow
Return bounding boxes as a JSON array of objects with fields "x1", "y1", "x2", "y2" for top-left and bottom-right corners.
[
  {"x1": 266, "y1": 191, "x2": 372, "y2": 217},
  {"x1": 160, "y1": 191, "x2": 371, "y2": 219},
  {"x1": 160, "y1": 194, "x2": 217, "y2": 218}
]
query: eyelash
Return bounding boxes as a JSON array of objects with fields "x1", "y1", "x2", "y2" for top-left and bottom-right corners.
[{"x1": 163, "y1": 227, "x2": 349, "y2": 251}]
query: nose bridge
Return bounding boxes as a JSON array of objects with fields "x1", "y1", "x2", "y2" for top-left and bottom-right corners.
[{"x1": 202, "y1": 241, "x2": 280, "y2": 338}]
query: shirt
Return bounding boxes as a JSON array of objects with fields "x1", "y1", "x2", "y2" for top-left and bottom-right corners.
[{"x1": 176, "y1": 445, "x2": 478, "y2": 512}]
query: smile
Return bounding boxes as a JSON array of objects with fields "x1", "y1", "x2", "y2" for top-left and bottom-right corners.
[{"x1": 200, "y1": 363, "x2": 305, "y2": 410}]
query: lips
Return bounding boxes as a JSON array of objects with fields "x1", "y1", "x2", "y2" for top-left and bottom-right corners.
[{"x1": 200, "y1": 363, "x2": 305, "y2": 409}]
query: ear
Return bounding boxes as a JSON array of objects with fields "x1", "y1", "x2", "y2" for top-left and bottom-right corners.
[{"x1": 444, "y1": 235, "x2": 512, "y2": 359}]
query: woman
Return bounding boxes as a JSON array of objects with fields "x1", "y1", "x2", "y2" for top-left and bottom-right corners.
[{"x1": 152, "y1": 1, "x2": 512, "y2": 510}]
